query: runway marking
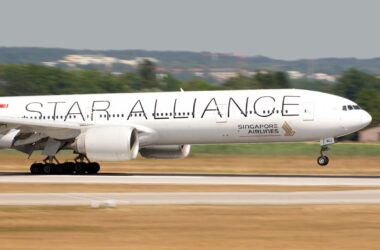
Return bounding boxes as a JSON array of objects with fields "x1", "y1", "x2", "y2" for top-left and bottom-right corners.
[
  {"x1": 1, "y1": 190, "x2": 380, "y2": 206},
  {"x1": 1, "y1": 174, "x2": 380, "y2": 186}
]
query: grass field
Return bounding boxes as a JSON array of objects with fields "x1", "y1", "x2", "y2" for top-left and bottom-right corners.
[
  {"x1": 191, "y1": 142, "x2": 380, "y2": 156},
  {"x1": 1, "y1": 142, "x2": 379, "y2": 157},
  {"x1": 1, "y1": 205, "x2": 380, "y2": 250}
]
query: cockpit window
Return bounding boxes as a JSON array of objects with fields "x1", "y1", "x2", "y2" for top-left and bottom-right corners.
[{"x1": 343, "y1": 105, "x2": 361, "y2": 111}]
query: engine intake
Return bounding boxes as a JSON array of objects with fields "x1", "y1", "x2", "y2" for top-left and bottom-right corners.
[
  {"x1": 140, "y1": 145, "x2": 191, "y2": 159},
  {"x1": 74, "y1": 126, "x2": 139, "y2": 161}
]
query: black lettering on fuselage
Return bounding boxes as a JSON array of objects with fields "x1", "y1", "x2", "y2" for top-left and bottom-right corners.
[
  {"x1": 153, "y1": 99, "x2": 169, "y2": 120},
  {"x1": 91, "y1": 101, "x2": 110, "y2": 121},
  {"x1": 228, "y1": 97, "x2": 248, "y2": 117},
  {"x1": 192, "y1": 98, "x2": 197, "y2": 118},
  {"x1": 254, "y1": 96, "x2": 275, "y2": 117},
  {"x1": 201, "y1": 98, "x2": 222, "y2": 118},
  {"x1": 128, "y1": 100, "x2": 147, "y2": 119},
  {"x1": 65, "y1": 101, "x2": 85, "y2": 121},
  {"x1": 173, "y1": 99, "x2": 189, "y2": 119},
  {"x1": 25, "y1": 102, "x2": 43, "y2": 117},
  {"x1": 48, "y1": 102, "x2": 65, "y2": 120},
  {"x1": 282, "y1": 96, "x2": 300, "y2": 116}
]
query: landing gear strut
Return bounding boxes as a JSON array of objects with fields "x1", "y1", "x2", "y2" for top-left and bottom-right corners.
[{"x1": 30, "y1": 154, "x2": 101, "y2": 175}]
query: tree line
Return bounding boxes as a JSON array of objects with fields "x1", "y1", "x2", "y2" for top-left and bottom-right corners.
[{"x1": 0, "y1": 61, "x2": 379, "y2": 128}]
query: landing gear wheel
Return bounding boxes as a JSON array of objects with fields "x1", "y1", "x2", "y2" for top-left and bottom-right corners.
[
  {"x1": 61, "y1": 162, "x2": 75, "y2": 174},
  {"x1": 74, "y1": 162, "x2": 86, "y2": 175},
  {"x1": 87, "y1": 162, "x2": 100, "y2": 174},
  {"x1": 43, "y1": 164, "x2": 55, "y2": 174},
  {"x1": 55, "y1": 164, "x2": 65, "y2": 175},
  {"x1": 317, "y1": 156, "x2": 329, "y2": 166},
  {"x1": 30, "y1": 163, "x2": 43, "y2": 175}
]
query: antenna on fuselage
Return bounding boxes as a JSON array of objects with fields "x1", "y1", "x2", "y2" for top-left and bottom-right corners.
[{"x1": 180, "y1": 88, "x2": 184, "y2": 92}]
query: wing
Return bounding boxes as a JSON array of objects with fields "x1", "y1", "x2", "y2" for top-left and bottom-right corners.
[
  {"x1": 0, "y1": 116, "x2": 156, "y2": 155},
  {"x1": 0, "y1": 117, "x2": 84, "y2": 140},
  {"x1": 0, "y1": 117, "x2": 86, "y2": 155}
]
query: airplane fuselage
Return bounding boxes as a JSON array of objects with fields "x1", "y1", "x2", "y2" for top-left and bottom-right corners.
[{"x1": 0, "y1": 89, "x2": 371, "y2": 147}]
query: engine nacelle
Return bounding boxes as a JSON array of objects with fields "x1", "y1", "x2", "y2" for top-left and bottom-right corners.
[
  {"x1": 74, "y1": 126, "x2": 139, "y2": 162},
  {"x1": 140, "y1": 145, "x2": 191, "y2": 159}
]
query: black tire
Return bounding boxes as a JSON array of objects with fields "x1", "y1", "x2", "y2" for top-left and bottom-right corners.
[
  {"x1": 43, "y1": 164, "x2": 55, "y2": 174},
  {"x1": 30, "y1": 163, "x2": 43, "y2": 175},
  {"x1": 87, "y1": 162, "x2": 100, "y2": 174},
  {"x1": 74, "y1": 162, "x2": 86, "y2": 174},
  {"x1": 317, "y1": 156, "x2": 329, "y2": 166},
  {"x1": 324, "y1": 156, "x2": 330, "y2": 165},
  {"x1": 55, "y1": 164, "x2": 65, "y2": 175},
  {"x1": 62, "y1": 162, "x2": 75, "y2": 174}
]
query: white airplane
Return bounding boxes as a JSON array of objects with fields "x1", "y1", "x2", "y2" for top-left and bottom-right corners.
[{"x1": 0, "y1": 89, "x2": 372, "y2": 174}]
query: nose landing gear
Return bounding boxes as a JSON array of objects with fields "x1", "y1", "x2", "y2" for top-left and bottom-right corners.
[
  {"x1": 317, "y1": 145, "x2": 329, "y2": 166},
  {"x1": 317, "y1": 138, "x2": 335, "y2": 167}
]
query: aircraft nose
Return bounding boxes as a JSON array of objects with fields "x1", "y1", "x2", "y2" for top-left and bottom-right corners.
[{"x1": 361, "y1": 111, "x2": 372, "y2": 127}]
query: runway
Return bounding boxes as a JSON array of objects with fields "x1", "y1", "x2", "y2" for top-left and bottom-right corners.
[
  {"x1": 1, "y1": 173, "x2": 380, "y2": 206},
  {"x1": 1, "y1": 190, "x2": 380, "y2": 206},
  {"x1": 1, "y1": 173, "x2": 380, "y2": 186}
]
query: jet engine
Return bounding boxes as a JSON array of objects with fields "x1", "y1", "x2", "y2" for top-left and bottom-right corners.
[
  {"x1": 139, "y1": 145, "x2": 191, "y2": 159},
  {"x1": 73, "y1": 126, "x2": 139, "y2": 161}
]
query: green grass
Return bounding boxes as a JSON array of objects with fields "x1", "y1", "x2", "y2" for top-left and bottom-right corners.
[
  {"x1": 191, "y1": 143, "x2": 380, "y2": 156},
  {"x1": 0, "y1": 143, "x2": 379, "y2": 157}
]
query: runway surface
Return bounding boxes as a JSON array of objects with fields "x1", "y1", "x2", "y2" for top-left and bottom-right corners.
[
  {"x1": 1, "y1": 173, "x2": 380, "y2": 206},
  {"x1": 1, "y1": 173, "x2": 380, "y2": 186},
  {"x1": 1, "y1": 190, "x2": 380, "y2": 206}
]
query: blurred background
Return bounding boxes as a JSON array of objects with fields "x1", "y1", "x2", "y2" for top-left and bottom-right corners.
[{"x1": 0, "y1": 0, "x2": 379, "y2": 142}]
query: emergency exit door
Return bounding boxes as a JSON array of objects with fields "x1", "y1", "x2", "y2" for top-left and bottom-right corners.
[{"x1": 303, "y1": 102, "x2": 314, "y2": 121}]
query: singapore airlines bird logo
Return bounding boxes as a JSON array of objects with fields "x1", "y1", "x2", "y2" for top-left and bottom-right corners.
[{"x1": 282, "y1": 122, "x2": 295, "y2": 136}]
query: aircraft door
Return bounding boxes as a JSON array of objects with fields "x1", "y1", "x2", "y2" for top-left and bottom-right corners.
[{"x1": 302, "y1": 102, "x2": 314, "y2": 121}]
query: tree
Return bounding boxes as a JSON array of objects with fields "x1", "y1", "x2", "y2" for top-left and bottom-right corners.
[
  {"x1": 137, "y1": 59, "x2": 157, "y2": 89},
  {"x1": 335, "y1": 69, "x2": 374, "y2": 100},
  {"x1": 356, "y1": 88, "x2": 380, "y2": 126},
  {"x1": 223, "y1": 75, "x2": 259, "y2": 89},
  {"x1": 253, "y1": 71, "x2": 290, "y2": 89},
  {"x1": 161, "y1": 75, "x2": 183, "y2": 91}
]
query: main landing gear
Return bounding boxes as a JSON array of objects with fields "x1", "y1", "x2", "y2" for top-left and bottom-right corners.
[
  {"x1": 30, "y1": 154, "x2": 100, "y2": 175},
  {"x1": 317, "y1": 138, "x2": 335, "y2": 167}
]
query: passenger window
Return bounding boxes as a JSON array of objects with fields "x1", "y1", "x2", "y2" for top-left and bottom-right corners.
[
  {"x1": 353, "y1": 105, "x2": 360, "y2": 110},
  {"x1": 342, "y1": 106, "x2": 347, "y2": 111},
  {"x1": 348, "y1": 105, "x2": 353, "y2": 110}
]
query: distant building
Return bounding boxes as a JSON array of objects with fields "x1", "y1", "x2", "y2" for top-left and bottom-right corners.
[
  {"x1": 42, "y1": 54, "x2": 159, "y2": 68},
  {"x1": 287, "y1": 71, "x2": 305, "y2": 79},
  {"x1": 359, "y1": 126, "x2": 380, "y2": 142},
  {"x1": 309, "y1": 73, "x2": 337, "y2": 83},
  {"x1": 209, "y1": 71, "x2": 238, "y2": 82}
]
